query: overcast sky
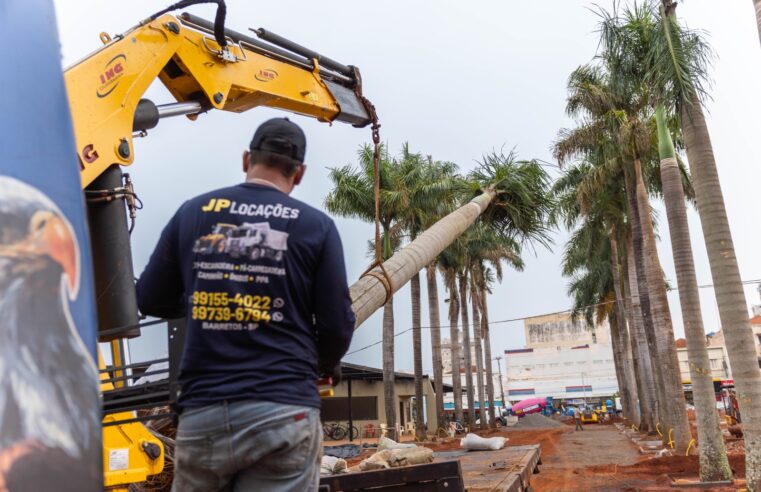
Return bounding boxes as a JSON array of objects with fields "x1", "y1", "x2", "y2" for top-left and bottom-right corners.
[{"x1": 54, "y1": 1, "x2": 761, "y2": 376}]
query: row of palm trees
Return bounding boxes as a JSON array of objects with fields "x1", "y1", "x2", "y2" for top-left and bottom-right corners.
[
  {"x1": 553, "y1": 1, "x2": 761, "y2": 487},
  {"x1": 326, "y1": 1, "x2": 761, "y2": 489},
  {"x1": 326, "y1": 146, "x2": 552, "y2": 438}
]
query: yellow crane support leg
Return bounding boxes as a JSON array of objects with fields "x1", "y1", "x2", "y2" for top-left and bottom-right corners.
[{"x1": 99, "y1": 351, "x2": 164, "y2": 490}]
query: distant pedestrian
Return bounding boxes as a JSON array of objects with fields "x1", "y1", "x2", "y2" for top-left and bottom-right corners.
[{"x1": 572, "y1": 407, "x2": 583, "y2": 431}]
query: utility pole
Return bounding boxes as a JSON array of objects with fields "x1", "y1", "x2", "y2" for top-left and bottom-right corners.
[
  {"x1": 581, "y1": 371, "x2": 587, "y2": 406},
  {"x1": 495, "y1": 356, "x2": 507, "y2": 410}
]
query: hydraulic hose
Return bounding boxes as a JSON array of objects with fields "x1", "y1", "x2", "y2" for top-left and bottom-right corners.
[{"x1": 147, "y1": 0, "x2": 227, "y2": 48}]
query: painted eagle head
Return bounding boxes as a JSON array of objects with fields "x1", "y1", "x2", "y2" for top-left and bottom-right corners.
[{"x1": 0, "y1": 177, "x2": 99, "y2": 480}]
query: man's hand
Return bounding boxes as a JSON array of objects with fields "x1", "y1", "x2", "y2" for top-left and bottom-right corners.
[{"x1": 319, "y1": 364, "x2": 342, "y2": 387}]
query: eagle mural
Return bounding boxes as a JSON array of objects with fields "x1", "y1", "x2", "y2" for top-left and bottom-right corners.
[{"x1": 0, "y1": 177, "x2": 100, "y2": 491}]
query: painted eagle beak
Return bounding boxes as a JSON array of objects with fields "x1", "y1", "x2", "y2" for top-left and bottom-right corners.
[{"x1": 30, "y1": 210, "x2": 80, "y2": 297}]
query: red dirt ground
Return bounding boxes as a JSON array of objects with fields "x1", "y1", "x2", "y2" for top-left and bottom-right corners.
[
  {"x1": 341, "y1": 423, "x2": 749, "y2": 490},
  {"x1": 510, "y1": 424, "x2": 746, "y2": 491}
]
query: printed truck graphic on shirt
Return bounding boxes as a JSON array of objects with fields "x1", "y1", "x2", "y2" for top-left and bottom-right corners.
[
  {"x1": 193, "y1": 222, "x2": 289, "y2": 262},
  {"x1": 192, "y1": 223, "x2": 237, "y2": 254}
]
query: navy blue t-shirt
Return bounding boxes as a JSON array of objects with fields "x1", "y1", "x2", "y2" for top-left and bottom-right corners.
[{"x1": 136, "y1": 183, "x2": 355, "y2": 410}]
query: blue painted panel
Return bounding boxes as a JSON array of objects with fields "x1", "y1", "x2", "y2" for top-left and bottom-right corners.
[{"x1": 0, "y1": 1, "x2": 102, "y2": 489}]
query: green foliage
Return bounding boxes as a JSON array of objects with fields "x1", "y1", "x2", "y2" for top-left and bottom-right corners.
[
  {"x1": 325, "y1": 143, "x2": 459, "y2": 260},
  {"x1": 468, "y1": 150, "x2": 554, "y2": 251}
]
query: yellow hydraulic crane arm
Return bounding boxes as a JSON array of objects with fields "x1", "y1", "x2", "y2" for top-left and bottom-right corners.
[{"x1": 65, "y1": 11, "x2": 370, "y2": 188}]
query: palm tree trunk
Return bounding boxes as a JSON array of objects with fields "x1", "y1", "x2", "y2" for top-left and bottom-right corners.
[
  {"x1": 656, "y1": 106, "x2": 731, "y2": 480},
  {"x1": 350, "y1": 190, "x2": 495, "y2": 327},
  {"x1": 448, "y1": 273, "x2": 464, "y2": 423},
  {"x1": 623, "y1": 164, "x2": 666, "y2": 429},
  {"x1": 382, "y1": 297, "x2": 397, "y2": 435},
  {"x1": 426, "y1": 264, "x2": 446, "y2": 431},
  {"x1": 410, "y1": 271, "x2": 426, "y2": 440},
  {"x1": 459, "y1": 272, "x2": 476, "y2": 428},
  {"x1": 471, "y1": 286, "x2": 487, "y2": 430},
  {"x1": 633, "y1": 156, "x2": 691, "y2": 452},
  {"x1": 608, "y1": 306, "x2": 630, "y2": 415},
  {"x1": 681, "y1": 95, "x2": 761, "y2": 489},
  {"x1": 481, "y1": 288, "x2": 497, "y2": 428},
  {"x1": 625, "y1": 236, "x2": 657, "y2": 433},
  {"x1": 608, "y1": 235, "x2": 640, "y2": 426}
]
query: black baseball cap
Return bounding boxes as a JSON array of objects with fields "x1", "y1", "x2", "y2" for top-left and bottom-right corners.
[{"x1": 249, "y1": 118, "x2": 306, "y2": 163}]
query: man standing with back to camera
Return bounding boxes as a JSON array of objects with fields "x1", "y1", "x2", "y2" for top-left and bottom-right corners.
[{"x1": 136, "y1": 118, "x2": 355, "y2": 491}]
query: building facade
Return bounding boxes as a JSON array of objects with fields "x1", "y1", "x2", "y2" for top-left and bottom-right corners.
[
  {"x1": 675, "y1": 337, "x2": 732, "y2": 382},
  {"x1": 323, "y1": 363, "x2": 447, "y2": 436},
  {"x1": 503, "y1": 314, "x2": 618, "y2": 404}
]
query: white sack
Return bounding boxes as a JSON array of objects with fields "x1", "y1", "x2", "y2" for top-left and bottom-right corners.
[
  {"x1": 459, "y1": 433, "x2": 507, "y2": 451},
  {"x1": 320, "y1": 455, "x2": 348, "y2": 475},
  {"x1": 378, "y1": 436, "x2": 417, "y2": 450}
]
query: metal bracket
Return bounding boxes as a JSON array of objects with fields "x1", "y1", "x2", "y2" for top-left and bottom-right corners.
[{"x1": 202, "y1": 35, "x2": 246, "y2": 62}]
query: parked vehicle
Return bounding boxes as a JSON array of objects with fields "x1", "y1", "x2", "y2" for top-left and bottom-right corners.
[{"x1": 512, "y1": 397, "x2": 548, "y2": 417}]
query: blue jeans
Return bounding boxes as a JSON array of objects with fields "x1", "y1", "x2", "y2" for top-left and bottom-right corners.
[{"x1": 171, "y1": 400, "x2": 322, "y2": 492}]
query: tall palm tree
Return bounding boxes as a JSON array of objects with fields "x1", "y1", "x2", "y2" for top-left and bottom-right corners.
[
  {"x1": 426, "y1": 262, "x2": 446, "y2": 429},
  {"x1": 340, "y1": 151, "x2": 552, "y2": 432},
  {"x1": 480, "y1": 280, "x2": 497, "y2": 428},
  {"x1": 326, "y1": 144, "x2": 408, "y2": 432},
  {"x1": 465, "y1": 225, "x2": 524, "y2": 429},
  {"x1": 552, "y1": 161, "x2": 641, "y2": 427},
  {"x1": 554, "y1": 77, "x2": 666, "y2": 430},
  {"x1": 601, "y1": 1, "x2": 733, "y2": 478},
  {"x1": 439, "y1": 248, "x2": 464, "y2": 423},
  {"x1": 648, "y1": 3, "x2": 761, "y2": 486},
  {"x1": 470, "y1": 282, "x2": 485, "y2": 429},
  {"x1": 656, "y1": 107, "x2": 731, "y2": 478},
  {"x1": 623, "y1": 233, "x2": 657, "y2": 432},
  {"x1": 392, "y1": 146, "x2": 458, "y2": 440},
  {"x1": 418, "y1": 159, "x2": 460, "y2": 433},
  {"x1": 554, "y1": 63, "x2": 691, "y2": 451},
  {"x1": 598, "y1": 5, "x2": 727, "y2": 458},
  {"x1": 457, "y1": 268, "x2": 475, "y2": 427}
]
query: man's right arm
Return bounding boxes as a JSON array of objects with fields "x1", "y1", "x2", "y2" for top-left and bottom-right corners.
[
  {"x1": 136, "y1": 209, "x2": 185, "y2": 319},
  {"x1": 313, "y1": 220, "x2": 355, "y2": 374}
]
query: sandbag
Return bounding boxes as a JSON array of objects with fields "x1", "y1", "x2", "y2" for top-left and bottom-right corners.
[
  {"x1": 320, "y1": 455, "x2": 348, "y2": 475},
  {"x1": 460, "y1": 433, "x2": 507, "y2": 451},
  {"x1": 378, "y1": 436, "x2": 417, "y2": 450},
  {"x1": 359, "y1": 447, "x2": 434, "y2": 471}
]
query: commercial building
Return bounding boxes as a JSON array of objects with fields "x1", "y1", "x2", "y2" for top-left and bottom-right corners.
[
  {"x1": 503, "y1": 313, "x2": 618, "y2": 404},
  {"x1": 675, "y1": 332, "x2": 732, "y2": 382}
]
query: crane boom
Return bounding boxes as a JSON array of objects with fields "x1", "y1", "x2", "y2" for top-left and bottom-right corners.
[{"x1": 64, "y1": 12, "x2": 370, "y2": 188}]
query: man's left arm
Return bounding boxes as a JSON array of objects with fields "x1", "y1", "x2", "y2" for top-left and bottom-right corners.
[
  {"x1": 313, "y1": 220, "x2": 355, "y2": 374},
  {"x1": 136, "y1": 209, "x2": 185, "y2": 319}
]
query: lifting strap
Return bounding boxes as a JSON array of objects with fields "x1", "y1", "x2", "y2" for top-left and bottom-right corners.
[{"x1": 356, "y1": 92, "x2": 393, "y2": 305}]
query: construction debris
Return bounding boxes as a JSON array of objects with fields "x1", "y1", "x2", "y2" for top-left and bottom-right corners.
[
  {"x1": 513, "y1": 413, "x2": 563, "y2": 429},
  {"x1": 359, "y1": 447, "x2": 434, "y2": 471}
]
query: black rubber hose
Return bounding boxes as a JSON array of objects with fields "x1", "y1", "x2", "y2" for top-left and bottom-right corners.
[{"x1": 148, "y1": 0, "x2": 227, "y2": 47}]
